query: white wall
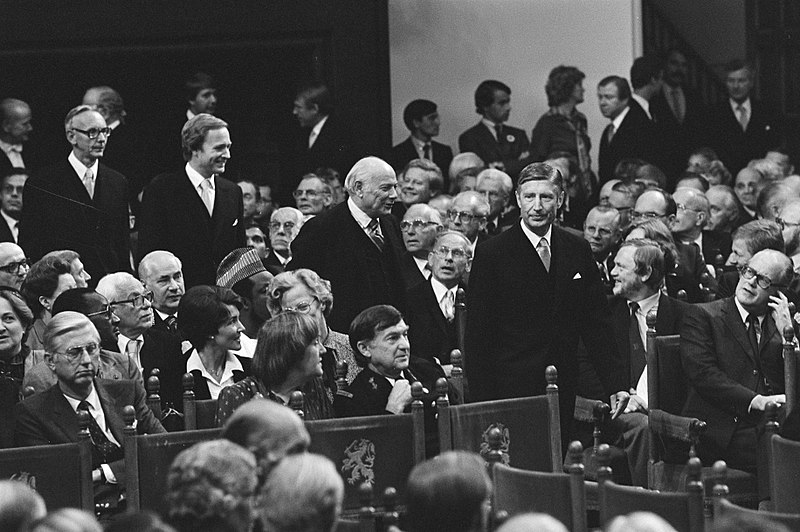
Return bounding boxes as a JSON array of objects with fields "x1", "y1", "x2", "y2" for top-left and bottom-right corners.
[{"x1": 389, "y1": 0, "x2": 640, "y2": 173}]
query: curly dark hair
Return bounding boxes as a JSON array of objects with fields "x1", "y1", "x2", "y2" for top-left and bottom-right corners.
[{"x1": 545, "y1": 66, "x2": 586, "y2": 107}]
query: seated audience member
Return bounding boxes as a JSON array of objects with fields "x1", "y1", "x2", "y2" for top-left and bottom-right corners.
[
  {"x1": 765, "y1": 148, "x2": 795, "y2": 178},
  {"x1": 267, "y1": 269, "x2": 359, "y2": 387},
  {"x1": 452, "y1": 166, "x2": 482, "y2": 194},
  {"x1": 178, "y1": 285, "x2": 251, "y2": 400},
  {"x1": 96, "y1": 272, "x2": 183, "y2": 404},
  {"x1": 22, "y1": 256, "x2": 77, "y2": 350},
  {"x1": 406, "y1": 231, "x2": 470, "y2": 367},
  {"x1": 138, "y1": 250, "x2": 184, "y2": 336},
  {"x1": 779, "y1": 198, "x2": 800, "y2": 275},
  {"x1": 598, "y1": 178, "x2": 621, "y2": 207},
  {"x1": 221, "y1": 398, "x2": 310, "y2": 482},
  {"x1": 216, "y1": 311, "x2": 332, "y2": 424},
  {"x1": 608, "y1": 181, "x2": 637, "y2": 232},
  {"x1": 43, "y1": 250, "x2": 91, "y2": 288},
  {"x1": 687, "y1": 147, "x2": 719, "y2": 174},
  {"x1": 265, "y1": 206, "x2": 304, "y2": 271},
  {"x1": 606, "y1": 512, "x2": 678, "y2": 532},
  {"x1": 496, "y1": 514, "x2": 569, "y2": 532},
  {"x1": 706, "y1": 185, "x2": 743, "y2": 234},
  {"x1": 476, "y1": 168, "x2": 516, "y2": 235},
  {"x1": 634, "y1": 163, "x2": 667, "y2": 190},
  {"x1": 400, "y1": 159, "x2": 444, "y2": 210},
  {"x1": 702, "y1": 159, "x2": 733, "y2": 187},
  {"x1": 245, "y1": 222, "x2": 269, "y2": 259},
  {"x1": 719, "y1": 220, "x2": 784, "y2": 299},
  {"x1": 334, "y1": 305, "x2": 443, "y2": 419},
  {"x1": 14, "y1": 312, "x2": 165, "y2": 511},
  {"x1": 294, "y1": 173, "x2": 332, "y2": 219},
  {"x1": 404, "y1": 451, "x2": 490, "y2": 532},
  {"x1": 23, "y1": 288, "x2": 143, "y2": 395},
  {"x1": 0, "y1": 288, "x2": 33, "y2": 446},
  {"x1": 448, "y1": 191, "x2": 491, "y2": 255},
  {"x1": 757, "y1": 181, "x2": 799, "y2": 221},
  {"x1": 256, "y1": 453, "x2": 343, "y2": 532},
  {"x1": 447, "y1": 152, "x2": 484, "y2": 194},
  {"x1": 671, "y1": 187, "x2": 732, "y2": 271},
  {"x1": 392, "y1": 99, "x2": 453, "y2": 183},
  {"x1": 733, "y1": 166, "x2": 762, "y2": 222},
  {"x1": 217, "y1": 247, "x2": 274, "y2": 339},
  {"x1": 428, "y1": 193, "x2": 453, "y2": 222},
  {"x1": 28, "y1": 508, "x2": 103, "y2": 532},
  {"x1": 0, "y1": 479, "x2": 46, "y2": 531},
  {"x1": 0, "y1": 243, "x2": 28, "y2": 290},
  {"x1": 583, "y1": 205, "x2": 622, "y2": 294},
  {"x1": 749, "y1": 157, "x2": 785, "y2": 183},
  {"x1": 399, "y1": 203, "x2": 443, "y2": 289},
  {"x1": 681, "y1": 249, "x2": 792, "y2": 496},
  {"x1": 315, "y1": 167, "x2": 345, "y2": 205},
  {"x1": 237, "y1": 178, "x2": 259, "y2": 227},
  {"x1": 675, "y1": 172, "x2": 709, "y2": 192},
  {"x1": 613, "y1": 158, "x2": 648, "y2": 184},
  {"x1": 166, "y1": 439, "x2": 257, "y2": 532}
]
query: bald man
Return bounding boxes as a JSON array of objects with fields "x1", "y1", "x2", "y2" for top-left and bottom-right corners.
[
  {"x1": 0, "y1": 98, "x2": 33, "y2": 174},
  {"x1": 0, "y1": 242, "x2": 28, "y2": 289}
]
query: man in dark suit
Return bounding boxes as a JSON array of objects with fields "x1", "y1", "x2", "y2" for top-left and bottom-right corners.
[
  {"x1": 14, "y1": 312, "x2": 165, "y2": 510},
  {"x1": 406, "y1": 231, "x2": 469, "y2": 367},
  {"x1": 476, "y1": 168, "x2": 516, "y2": 235},
  {"x1": 265, "y1": 206, "x2": 305, "y2": 271},
  {"x1": 448, "y1": 191, "x2": 491, "y2": 256},
  {"x1": 649, "y1": 48, "x2": 709, "y2": 181},
  {"x1": 597, "y1": 76, "x2": 658, "y2": 184},
  {"x1": 709, "y1": 60, "x2": 782, "y2": 176},
  {"x1": 399, "y1": 203, "x2": 442, "y2": 290},
  {"x1": 583, "y1": 205, "x2": 622, "y2": 294},
  {"x1": 138, "y1": 113, "x2": 245, "y2": 288},
  {"x1": 391, "y1": 99, "x2": 453, "y2": 185},
  {"x1": 458, "y1": 80, "x2": 530, "y2": 181},
  {"x1": 671, "y1": 187, "x2": 732, "y2": 271},
  {"x1": 681, "y1": 249, "x2": 792, "y2": 488},
  {"x1": 19, "y1": 105, "x2": 130, "y2": 281},
  {"x1": 288, "y1": 156, "x2": 406, "y2": 333},
  {"x1": 291, "y1": 83, "x2": 357, "y2": 205},
  {"x1": 0, "y1": 168, "x2": 26, "y2": 243},
  {"x1": 138, "y1": 250, "x2": 184, "y2": 337},
  {"x1": 0, "y1": 99, "x2": 33, "y2": 175},
  {"x1": 466, "y1": 163, "x2": 628, "y2": 443}
]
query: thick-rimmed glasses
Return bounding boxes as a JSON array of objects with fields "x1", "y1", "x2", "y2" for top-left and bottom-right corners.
[
  {"x1": 71, "y1": 127, "x2": 112, "y2": 139},
  {"x1": 400, "y1": 219, "x2": 439, "y2": 232},
  {"x1": 86, "y1": 305, "x2": 113, "y2": 320},
  {"x1": 738, "y1": 265, "x2": 781, "y2": 290},
  {"x1": 432, "y1": 246, "x2": 470, "y2": 260},
  {"x1": 447, "y1": 210, "x2": 484, "y2": 224},
  {"x1": 111, "y1": 291, "x2": 153, "y2": 308},
  {"x1": 0, "y1": 259, "x2": 30, "y2": 274}
]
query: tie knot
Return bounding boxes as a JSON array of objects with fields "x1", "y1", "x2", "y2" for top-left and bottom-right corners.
[
  {"x1": 201, "y1": 178, "x2": 213, "y2": 190},
  {"x1": 537, "y1": 238, "x2": 549, "y2": 250},
  {"x1": 78, "y1": 401, "x2": 91, "y2": 413},
  {"x1": 630, "y1": 302, "x2": 640, "y2": 316},
  {"x1": 748, "y1": 313, "x2": 760, "y2": 325},
  {"x1": 368, "y1": 218, "x2": 380, "y2": 231}
]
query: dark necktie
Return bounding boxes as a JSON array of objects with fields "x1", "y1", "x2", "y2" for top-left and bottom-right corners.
[
  {"x1": 604, "y1": 123, "x2": 615, "y2": 144},
  {"x1": 423, "y1": 143, "x2": 431, "y2": 160},
  {"x1": 494, "y1": 124, "x2": 503, "y2": 143},
  {"x1": 629, "y1": 302, "x2": 647, "y2": 385},
  {"x1": 77, "y1": 401, "x2": 123, "y2": 463},
  {"x1": 747, "y1": 313, "x2": 760, "y2": 356},
  {"x1": 747, "y1": 314, "x2": 771, "y2": 394},
  {"x1": 367, "y1": 218, "x2": 385, "y2": 252},
  {"x1": 164, "y1": 314, "x2": 178, "y2": 333}
]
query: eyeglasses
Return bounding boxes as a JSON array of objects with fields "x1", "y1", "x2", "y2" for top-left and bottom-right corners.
[
  {"x1": 52, "y1": 342, "x2": 100, "y2": 361},
  {"x1": 447, "y1": 210, "x2": 485, "y2": 224},
  {"x1": 86, "y1": 306, "x2": 113, "y2": 319},
  {"x1": 282, "y1": 296, "x2": 319, "y2": 314},
  {"x1": 631, "y1": 210, "x2": 665, "y2": 221},
  {"x1": 432, "y1": 246, "x2": 471, "y2": 260},
  {"x1": 738, "y1": 265, "x2": 782, "y2": 290},
  {"x1": 400, "y1": 219, "x2": 439, "y2": 231},
  {"x1": 293, "y1": 189, "x2": 321, "y2": 199},
  {"x1": 111, "y1": 291, "x2": 153, "y2": 308},
  {"x1": 776, "y1": 217, "x2": 800, "y2": 230},
  {"x1": 584, "y1": 226, "x2": 614, "y2": 237},
  {"x1": 676, "y1": 203, "x2": 700, "y2": 213},
  {"x1": 269, "y1": 221, "x2": 296, "y2": 232},
  {"x1": 0, "y1": 258, "x2": 30, "y2": 274},
  {"x1": 71, "y1": 127, "x2": 112, "y2": 139}
]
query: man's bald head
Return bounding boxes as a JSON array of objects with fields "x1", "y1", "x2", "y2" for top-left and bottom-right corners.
[{"x1": 0, "y1": 98, "x2": 32, "y2": 145}]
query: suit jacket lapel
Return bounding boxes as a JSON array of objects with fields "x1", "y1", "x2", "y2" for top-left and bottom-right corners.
[
  {"x1": 722, "y1": 298, "x2": 755, "y2": 363},
  {"x1": 181, "y1": 169, "x2": 213, "y2": 224},
  {"x1": 51, "y1": 386, "x2": 79, "y2": 442},
  {"x1": 424, "y1": 279, "x2": 451, "y2": 337}
]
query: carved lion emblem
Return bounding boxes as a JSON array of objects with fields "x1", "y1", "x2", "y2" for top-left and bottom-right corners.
[
  {"x1": 480, "y1": 423, "x2": 510, "y2": 464},
  {"x1": 342, "y1": 438, "x2": 376, "y2": 486}
]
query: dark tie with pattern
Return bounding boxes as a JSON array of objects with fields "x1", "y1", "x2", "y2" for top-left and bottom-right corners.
[
  {"x1": 77, "y1": 401, "x2": 123, "y2": 463},
  {"x1": 164, "y1": 314, "x2": 178, "y2": 333},
  {"x1": 367, "y1": 218, "x2": 385, "y2": 252},
  {"x1": 629, "y1": 302, "x2": 647, "y2": 385}
]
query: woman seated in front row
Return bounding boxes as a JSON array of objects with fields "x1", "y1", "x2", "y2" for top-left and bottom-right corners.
[
  {"x1": 215, "y1": 311, "x2": 333, "y2": 424},
  {"x1": 179, "y1": 285, "x2": 251, "y2": 400}
]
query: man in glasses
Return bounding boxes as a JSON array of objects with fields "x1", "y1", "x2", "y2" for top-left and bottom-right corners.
[
  {"x1": 447, "y1": 191, "x2": 491, "y2": 256},
  {"x1": 0, "y1": 242, "x2": 28, "y2": 289},
  {"x1": 14, "y1": 311, "x2": 164, "y2": 513},
  {"x1": 399, "y1": 203, "x2": 442, "y2": 289},
  {"x1": 405, "y1": 231, "x2": 470, "y2": 368},
  {"x1": 20, "y1": 105, "x2": 130, "y2": 281},
  {"x1": 681, "y1": 249, "x2": 793, "y2": 498},
  {"x1": 293, "y1": 174, "x2": 332, "y2": 220}
]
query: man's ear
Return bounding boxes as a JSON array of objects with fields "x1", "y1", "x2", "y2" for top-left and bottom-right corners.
[
  {"x1": 352, "y1": 180, "x2": 365, "y2": 198},
  {"x1": 356, "y1": 340, "x2": 372, "y2": 360},
  {"x1": 478, "y1": 217, "x2": 488, "y2": 231},
  {"x1": 641, "y1": 265, "x2": 653, "y2": 284},
  {"x1": 39, "y1": 296, "x2": 52, "y2": 314}
]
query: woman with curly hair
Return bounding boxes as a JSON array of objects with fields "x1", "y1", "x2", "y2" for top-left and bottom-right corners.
[{"x1": 530, "y1": 65, "x2": 595, "y2": 227}]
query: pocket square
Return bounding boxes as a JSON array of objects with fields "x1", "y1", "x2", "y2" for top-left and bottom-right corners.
[
  {"x1": 232, "y1": 219, "x2": 239, "y2": 226},
  {"x1": 572, "y1": 272, "x2": 582, "y2": 280}
]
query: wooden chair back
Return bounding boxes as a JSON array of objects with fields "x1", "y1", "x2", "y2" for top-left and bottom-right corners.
[
  {"x1": 304, "y1": 382, "x2": 426, "y2": 515},
  {"x1": 181, "y1": 373, "x2": 219, "y2": 429},
  {"x1": 122, "y1": 405, "x2": 221, "y2": 513},
  {"x1": 437, "y1": 365, "x2": 562, "y2": 473},
  {"x1": 491, "y1": 440, "x2": 587, "y2": 532},
  {"x1": 0, "y1": 412, "x2": 93, "y2": 512},
  {"x1": 598, "y1": 444, "x2": 704, "y2": 532},
  {"x1": 714, "y1": 460, "x2": 800, "y2": 531},
  {"x1": 146, "y1": 370, "x2": 162, "y2": 420},
  {"x1": 770, "y1": 432, "x2": 800, "y2": 513}
]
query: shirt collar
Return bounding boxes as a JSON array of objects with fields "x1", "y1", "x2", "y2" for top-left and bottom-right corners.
[
  {"x1": 481, "y1": 118, "x2": 500, "y2": 139},
  {"x1": 107, "y1": 119, "x2": 121, "y2": 130},
  {"x1": 63, "y1": 383, "x2": 100, "y2": 412},
  {"x1": 185, "y1": 349, "x2": 243, "y2": 385},
  {"x1": 116, "y1": 333, "x2": 144, "y2": 357},
  {"x1": 347, "y1": 196, "x2": 374, "y2": 229},
  {"x1": 730, "y1": 97, "x2": 751, "y2": 114},
  {"x1": 185, "y1": 162, "x2": 215, "y2": 190},
  {"x1": 68, "y1": 151, "x2": 99, "y2": 181},
  {"x1": 631, "y1": 291, "x2": 661, "y2": 317},
  {"x1": 430, "y1": 276, "x2": 453, "y2": 302},
  {"x1": 311, "y1": 115, "x2": 328, "y2": 138},
  {"x1": 410, "y1": 135, "x2": 428, "y2": 150},
  {"x1": 154, "y1": 309, "x2": 175, "y2": 322},
  {"x1": 734, "y1": 296, "x2": 764, "y2": 325},
  {"x1": 611, "y1": 105, "x2": 631, "y2": 131},
  {"x1": 0, "y1": 210, "x2": 18, "y2": 230},
  {"x1": 412, "y1": 256, "x2": 429, "y2": 276},
  {"x1": 0, "y1": 139, "x2": 22, "y2": 154},
  {"x1": 186, "y1": 109, "x2": 196, "y2": 121},
  {"x1": 519, "y1": 220, "x2": 553, "y2": 250}
]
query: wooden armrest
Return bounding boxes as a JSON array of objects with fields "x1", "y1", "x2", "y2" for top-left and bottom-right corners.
[
  {"x1": 649, "y1": 409, "x2": 706, "y2": 444},
  {"x1": 574, "y1": 396, "x2": 606, "y2": 424}
]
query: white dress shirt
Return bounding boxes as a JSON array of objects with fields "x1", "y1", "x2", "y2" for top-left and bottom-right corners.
[
  {"x1": 0, "y1": 139, "x2": 24, "y2": 168},
  {"x1": 68, "y1": 151, "x2": 99, "y2": 196},
  {"x1": 64, "y1": 385, "x2": 119, "y2": 482},
  {"x1": 308, "y1": 115, "x2": 328, "y2": 148},
  {"x1": 1, "y1": 211, "x2": 19, "y2": 243},
  {"x1": 185, "y1": 162, "x2": 215, "y2": 212},
  {"x1": 185, "y1": 350, "x2": 243, "y2": 400}
]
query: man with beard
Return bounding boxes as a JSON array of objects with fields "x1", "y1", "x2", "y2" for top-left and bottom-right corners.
[{"x1": 289, "y1": 156, "x2": 406, "y2": 332}]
